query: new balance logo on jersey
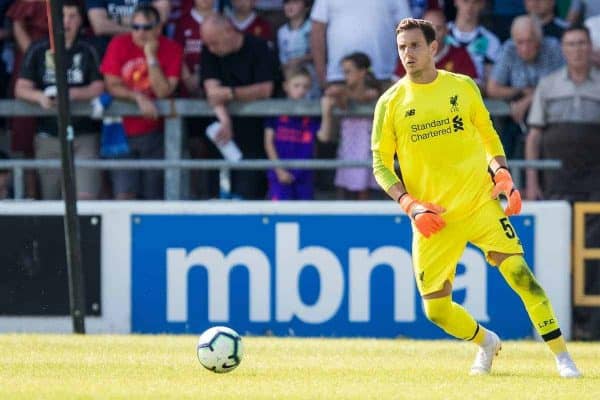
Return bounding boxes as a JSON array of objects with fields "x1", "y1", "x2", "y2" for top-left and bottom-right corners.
[
  {"x1": 452, "y1": 115, "x2": 464, "y2": 132},
  {"x1": 450, "y1": 95, "x2": 459, "y2": 112},
  {"x1": 405, "y1": 109, "x2": 416, "y2": 117}
]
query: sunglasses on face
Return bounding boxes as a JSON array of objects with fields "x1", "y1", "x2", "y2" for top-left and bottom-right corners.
[{"x1": 131, "y1": 23, "x2": 156, "y2": 31}]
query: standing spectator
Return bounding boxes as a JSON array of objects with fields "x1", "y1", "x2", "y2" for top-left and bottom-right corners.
[
  {"x1": 86, "y1": 0, "x2": 170, "y2": 54},
  {"x1": 524, "y1": 26, "x2": 600, "y2": 338},
  {"x1": 487, "y1": 0, "x2": 526, "y2": 42},
  {"x1": 409, "y1": 0, "x2": 443, "y2": 18},
  {"x1": 15, "y1": 0, "x2": 104, "y2": 199},
  {"x1": 585, "y1": 14, "x2": 600, "y2": 67},
  {"x1": 318, "y1": 52, "x2": 380, "y2": 200},
  {"x1": 264, "y1": 66, "x2": 320, "y2": 200},
  {"x1": 487, "y1": 15, "x2": 564, "y2": 159},
  {"x1": 100, "y1": 4, "x2": 182, "y2": 199},
  {"x1": 200, "y1": 14, "x2": 276, "y2": 199},
  {"x1": 173, "y1": 0, "x2": 216, "y2": 199},
  {"x1": 277, "y1": 0, "x2": 318, "y2": 98},
  {"x1": 310, "y1": 0, "x2": 410, "y2": 88},
  {"x1": 226, "y1": 0, "x2": 274, "y2": 43},
  {"x1": 394, "y1": 8, "x2": 478, "y2": 80},
  {"x1": 7, "y1": 0, "x2": 49, "y2": 198},
  {"x1": 446, "y1": 0, "x2": 501, "y2": 87},
  {"x1": 174, "y1": 0, "x2": 216, "y2": 96},
  {"x1": 525, "y1": 0, "x2": 570, "y2": 40}
]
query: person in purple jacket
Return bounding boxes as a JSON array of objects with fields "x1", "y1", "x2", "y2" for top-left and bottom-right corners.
[{"x1": 264, "y1": 65, "x2": 321, "y2": 200}]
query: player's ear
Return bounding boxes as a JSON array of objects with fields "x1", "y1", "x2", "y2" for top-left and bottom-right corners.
[{"x1": 430, "y1": 39, "x2": 439, "y2": 55}]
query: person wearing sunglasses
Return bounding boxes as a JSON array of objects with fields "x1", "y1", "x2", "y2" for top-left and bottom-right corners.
[{"x1": 100, "y1": 4, "x2": 183, "y2": 200}]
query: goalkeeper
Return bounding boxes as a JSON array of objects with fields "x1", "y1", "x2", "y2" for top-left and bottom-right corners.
[{"x1": 372, "y1": 18, "x2": 580, "y2": 378}]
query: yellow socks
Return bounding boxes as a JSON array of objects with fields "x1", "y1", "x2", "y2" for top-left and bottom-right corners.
[
  {"x1": 498, "y1": 255, "x2": 567, "y2": 355},
  {"x1": 423, "y1": 296, "x2": 483, "y2": 343}
]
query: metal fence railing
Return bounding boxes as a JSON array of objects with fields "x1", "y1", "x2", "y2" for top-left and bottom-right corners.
[{"x1": 0, "y1": 99, "x2": 559, "y2": 199}]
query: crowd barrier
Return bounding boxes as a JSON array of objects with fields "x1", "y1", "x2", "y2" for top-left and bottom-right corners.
[{"x1": 0, "y1": 99, "x2": 560, "y2": 199}]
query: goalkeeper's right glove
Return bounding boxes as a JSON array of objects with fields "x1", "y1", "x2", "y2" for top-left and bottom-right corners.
[{"x1": 398, "y1": 193, "x2": 446, "y2": 238}]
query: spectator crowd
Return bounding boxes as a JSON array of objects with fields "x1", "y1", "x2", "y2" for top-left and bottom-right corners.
[{"x1": 0, "y1": 0, "x2": 595, "y2": 203}]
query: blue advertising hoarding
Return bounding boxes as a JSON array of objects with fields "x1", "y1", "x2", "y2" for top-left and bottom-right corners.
[{"x1": 132, "y1": 214, "x2": 534, "y2": 338}]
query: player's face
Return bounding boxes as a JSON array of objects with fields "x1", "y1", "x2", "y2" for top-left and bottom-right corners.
[
  {"x1": 284, "y1": 74, "x2": 311, "y2": 99},
  {"x1": 562, "y1": 30, "x2": 592, "y2": 69},
  {"x1": 283, "y1": 0, "x2": 307, "y2": 20},
  {"x1": 397, "y1": 29, "x2": 437, "y2": 74}
]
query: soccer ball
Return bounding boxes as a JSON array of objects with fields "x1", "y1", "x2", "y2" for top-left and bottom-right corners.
[{"x1": 197, "y1": 326, "x2": 243, "y2": 373}]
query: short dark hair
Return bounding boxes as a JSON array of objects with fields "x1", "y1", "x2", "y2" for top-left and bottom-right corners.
[
  {"x1": 132, "y1": 4, "x2": 161, "y2": 25},
  {"x1": 396, "y1": 18, "x2": 436, "y2": 44},
  {"x1": 63, "y1": 0, "x2": 83, "y2": 17},
  {"x1": 561, "y1": 24, "x2": 591, "y2": 42}
]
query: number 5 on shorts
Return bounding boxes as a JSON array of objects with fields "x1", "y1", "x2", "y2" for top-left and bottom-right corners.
[{"x1": 499, "y1": 217, "x2": 515, "y2": 239}]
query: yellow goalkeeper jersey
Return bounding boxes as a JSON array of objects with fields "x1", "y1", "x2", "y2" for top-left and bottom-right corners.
[{"x1": 372, "y1": 70, "x2": 505, "y2": 222}]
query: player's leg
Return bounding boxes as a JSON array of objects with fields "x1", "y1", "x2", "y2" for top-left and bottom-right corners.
[
  {"x1": 473, "y1": 200, "x2": 581, "y2": 378},
  {"x1": 413, "y1": 222, "x2": 497, "y2": 367}
]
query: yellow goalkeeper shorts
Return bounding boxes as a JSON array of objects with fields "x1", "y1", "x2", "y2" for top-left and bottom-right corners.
[{"x1": 411, "y1": 199, "x2": 524, "y2": 296}]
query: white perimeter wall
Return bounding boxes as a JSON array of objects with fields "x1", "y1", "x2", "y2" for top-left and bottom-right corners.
[{"x1": 0, "y1": 201, "x2": 572, "y2": 339}]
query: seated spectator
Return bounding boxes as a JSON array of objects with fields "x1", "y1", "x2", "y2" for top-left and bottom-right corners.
[
  {"x1": 446, "y1": 0, "x2": 501, "y2": 88},
  {"x1": 310, "y1": 0, "x2": 410, "y2": 88},
  {"x1": 100, "y1": 4, "x2": 183, "y2": 200},
  {"x1": 525, "y1": 0, "x2": 570, "y2": 40},
  {"x1": 394, "y1": 9, "x2": 477, "y2": 80},
  {"x1": 200, "y1": 14, "x2": 276, "y2": 199},
  {"x1": 15, "y1": 0, "x2": 104, "y2": 200},
  {"x1": 525, "y1": 26, "x2": 600, "y2": 338},
  {"x1": 487, "y1": 15, "x2": 564, "y2": 158},
  {"x1": 277, "y1": 0, "x2": 319, "y2": 98},
  {"x1": 264, "y1": 66, "x2": 321, "y2": 200},
  {"x1": 226, "y1": 0, "x2": 274, "y2": 43},
  {"x1": 318, "y1": 52, "x2": 380, "y2": 200},
  {"x1": 584, "y1": 14, "x2": 600, "y2": 67}
]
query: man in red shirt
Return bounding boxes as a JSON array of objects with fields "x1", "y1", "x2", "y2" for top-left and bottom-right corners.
[
  {"x1": 101, "y1": 4, "x2": 183, "y2": 199},
  {"x1": 393, "y1": 9, "x2": 477, "y2": 81}
]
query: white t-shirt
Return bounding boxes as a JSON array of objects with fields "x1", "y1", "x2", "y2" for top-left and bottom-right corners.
[
  {"x1": 311, "y1": 0, "x2": 410, "y2": 81},
  {"x1": 278, "y1": 19, "x2": 312, "y2": 64},
  {"x1": 585, "y1": 15, "x2": 600, "y2": 50}
]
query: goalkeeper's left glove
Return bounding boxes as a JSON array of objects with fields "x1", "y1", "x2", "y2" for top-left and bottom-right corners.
[{"x1": 492, "y1": 167, "x2": 522, "y2": 216}]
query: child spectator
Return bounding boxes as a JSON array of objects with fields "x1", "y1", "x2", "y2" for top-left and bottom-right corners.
[
  {"x1": 226, "y1": 0, "x2": 274, "y2": 43},
  {"x1": 277, "y1": 0, "x2": 319, "y2": 98},
  {"x1": 318, "y1": 52, "x2": 380, "y2": 200},
  {"x1": 264, "y1": 65, "x2": 320, "y2": 200}
]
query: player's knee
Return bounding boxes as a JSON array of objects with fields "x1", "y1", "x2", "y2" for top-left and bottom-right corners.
[
  {"x1": 500, "y1": 256, "x2": 547, "y2": 299},
  {"x1": 423, "y1": 297, "x2": 451, "y2": 327}
]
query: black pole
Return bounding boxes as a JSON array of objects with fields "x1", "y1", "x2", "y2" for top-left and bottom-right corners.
[{"x1": 49, "y1": 0, "x2": 86, "y2": 334}]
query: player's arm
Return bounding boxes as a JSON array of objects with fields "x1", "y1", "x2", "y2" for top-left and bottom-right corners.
[
  {"x1": 468, "y1": 78, "x2": 521, "y2": 215},
  {"x1": 372, "y1": 92, "x2": 445, "y2": 238}
]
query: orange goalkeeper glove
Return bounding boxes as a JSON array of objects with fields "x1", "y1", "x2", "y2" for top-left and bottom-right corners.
[
  {"x1": 492, "y1": 167, "x2": 522, "y2": 216},
  {"x1": 399, "y1": 193, "x2": 446, "y2": 238}
]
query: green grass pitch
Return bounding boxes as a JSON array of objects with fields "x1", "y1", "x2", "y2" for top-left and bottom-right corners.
[{"x1": 1, "y1": 334, "x2": 599, "y2": 399}]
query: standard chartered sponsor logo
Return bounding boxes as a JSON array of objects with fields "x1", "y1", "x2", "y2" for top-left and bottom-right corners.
[{"x1": 410, "y1": 117, "x2": 453, "y2": 142}]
